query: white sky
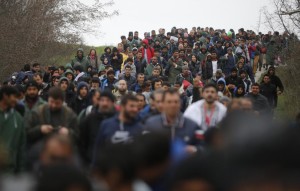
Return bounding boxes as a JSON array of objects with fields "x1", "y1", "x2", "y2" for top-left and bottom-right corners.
[{"x1": 82, "y1": 0, "x2": 272, "y2": 46}]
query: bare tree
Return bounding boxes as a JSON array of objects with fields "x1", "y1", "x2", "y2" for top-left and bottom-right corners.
[{"x1": 0, "y1": 0, "x2": 118, "y2": 82}]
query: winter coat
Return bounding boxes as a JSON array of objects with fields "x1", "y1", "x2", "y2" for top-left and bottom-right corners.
[
  {"x1": 110, "y1": 53, "x2": 123, "y2": 71},
  {"x1": 184, "y1": 100, "x2": 227, "y2": 131},
  {"x1": 70, "y1": 96, "x2": 89, "y2": 115},
  {"x1": 260, "y1": 82, "x2": 277, "y2": 108},
  {"x1": 71, "y1": 56, "x2": 89, "y2": 72},
  {"x1": 78, "y1": 107, "x2": 115, "y2": 165},
  {"x1": 26, "y1": 104, "x2": 78, "y2": 147},
  {"x1": 0, "y1": 109, "x2": 26, "y2": 173},
  {"x1": 144, "y1": 114, "x2": 200, "y2": 146},
  {"x1": 245, "y1": 93, "x2": 270, "y2": 114},
  {"x1": 165, "y1": 57, "x2": 183, "y2": 84}
]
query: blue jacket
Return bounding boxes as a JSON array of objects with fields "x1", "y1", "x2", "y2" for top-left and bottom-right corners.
[
  {"x1": 94, "y1": 115, "x2": 143, "y2": 150},
  {"x1": 144, "y1": 114, "x2": 201, "y2": 146}
]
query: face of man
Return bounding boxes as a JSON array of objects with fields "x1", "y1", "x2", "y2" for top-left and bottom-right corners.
[
  {"x1": 237, "y1": 87, "x2": 244, "y2": 94},
  {"x1": 173, "y1": 84, "x2": 181, "y2": 91},
  {"x1": 108, "y1": 73, "x2": 115, "y2": 81},
  {"x1": 34, "y1": 75, "x2": 43, "y2": 85},
  {"x1": 92, "y1": 82, "x2": 99, "y2": 89},
  {"x1": 218, "y1": 84, "x2": 225, "y2": 91},
  {"x1": 173, "y1": 52, "x2": 179, "y2": 58},
  {"x1": 263, "y1": 76, "x2": 270, "y2": 84},
  {"x1": 48, "y1": 97, "x2": 63, "y2": 112},
  {"x1": 152, "y1": 70, "x2": 160, "y2": 77},
  {"x1": 99, "y1": 97, "x2": 114, "y2": 113},
  {"x1": 162, "y1": 85, "x2": 170, "y2": 91},
  {"x1": 3, "y1": 94, "x2": 17, "y2": 109},
  {"x1": 53, "y1": 78, "x2": 60, "y2": 87},
  {"x1": 240, "y1": 73, "x2": 246, "y2": 79},
  {"x1": 91, "y1": 91, "x2": 100, "y2": 106},
  {"x1": 77, "y1": 51, "x2": 83, "y2": 59},
  {"x1": 154, "y1": 81, "x2": 162, "y2": 90},
  {"x1": 118, "y1": 80, "x2": 127, "y2": 92},
  {"x1": 154, "y1": 93, "x2": 163, "y2": 113},
  {"x1": 125, "y1": 68, "x2": 131, "y2": 76},
  {"x1": 251, "y1": 86, "x2": 260, "y2": 95},
  {"x1": 231, "y1": 71, "x2": 237, "y2": 77},
  {"x1": 58, "y1": 68, "x2": 64, "y2": 75},
  {"x1": 203, "y1": 87, "x2": 218, "y2": 104},
  {"x1": 137, "y1": 75, "x2": 145, "y2": 84},
  {"x1": 163, "y1": 93, "x2": 180, "y2": 117},
  {"x1": 134, "y1": 32, "x2": 139, "y2": 38},
  {"x1": 40, "y1": 138, "x2": 73, "y2": 166},
  {"x1": 152, "y1": 57, "x2": 158, "y2": 64},
  {"x1": 179, "y1": 51, "x2": 185, "y2": 57},
  {"x1": 33, "y1": 65, "x2": 40, "y2": 72},
  {"x1": 123, "y1": 100, "x2": 139, "y2": 120},
  {"x1": 211, "y1": 53, "x2": 217, "y2": 59},
  {"x1": 182, "y1": 68, "x2": 189, "y2": 76},
  {"x1": 60, "y1": 81, "x2": 68, "y2": 92},
  {"x1": 79, "y1": 87, "x2": 88, "y2": 98},
  {"x1": 26, "y1": 86, "x2": 39, "y2": 99},
  {"x1": 269, "y1": 69, "x2": 275, "y2": 76},
  {"x1": 136, "y1": 95, "x2": 146, "y2": 110}
]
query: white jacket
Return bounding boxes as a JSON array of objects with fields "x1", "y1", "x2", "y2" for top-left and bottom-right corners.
[{"x1": 183, "y1": 100, "x2": 227, "y2": 131}]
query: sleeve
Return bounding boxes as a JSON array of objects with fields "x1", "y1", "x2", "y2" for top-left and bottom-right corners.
[
  {"x1": 17, "y1": 122, "x2": 26, "y2": 173},
  {"x1": 192, "y1": 87, "x2": 201, "y2": 103},
  {"x1": 68, "y1": 111, "x2": 79, "y2": 145},
  {"x1": 91, "y1": 122, "x2": 107, "y2": 166},
  {"x1": 26, "y1": 110, "x2": 43, "y2": 144},
  {"x1": 78, "y1": 116, "x2": 89, "y2": 163},
  {"x1": 277, "y1": 77, "x2": 284, "y2": 92}
]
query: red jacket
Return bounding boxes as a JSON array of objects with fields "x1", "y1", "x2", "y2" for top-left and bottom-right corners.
[{"x1": 140, "y1": 39, "x2": 154, "y2": 63}]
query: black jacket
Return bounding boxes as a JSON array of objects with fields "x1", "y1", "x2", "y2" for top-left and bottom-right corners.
[
  {"x1": 70, "y1": 96, "x2": 89, "y2": 115},
  {"x1": 260, "y1": 83, "x2": 277, "y2": 108},
  {"x1": 79, "y1": 107, "x2": 115, "y2": 165},
  {"x1": 245, "y1": 93, "x2": 270, "y2": 114}
]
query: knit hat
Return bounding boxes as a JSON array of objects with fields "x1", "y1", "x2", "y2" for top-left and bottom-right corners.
[
  {"x1": 100, "y1": 90, "x2": 116, "y2": 102},
  {"x1": 216, "y1": 69, "x2": 223, "y2": 74},
  {"x1": 25, "y1": 80, "x2": 39, "y2": 90},
  {"x1": 77, "y1": 81, "x2": 89, "y2": 91},
  {"x1": 59, "y1": 77, "x2": 69, "y2": 84}
]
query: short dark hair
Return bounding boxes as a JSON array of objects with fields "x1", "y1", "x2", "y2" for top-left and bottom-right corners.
[
  {"x1": 136, "y1": 93, "x2": 146, "y2": 101},
  {"x1": 32, "y1": 62, "x2": 40, "y2": 67},
  {"x1": 162, "y1": 88, "x2": 180, "y2": 102},
  {"x1": 162, "y1": 82, "x2": 171, "y2": 87},
  {"x1": 0, "y1": 86, "x2": 18, "y2": 100},
  {"x1": 263, "y1": 74, "x2": 270, "y2": 78},
  {"x1": 48, "y1": 87, "x2": 65, "y2": 101},
  {"x1": 152, "y1": 78, "x2": 162, "y2": 90},
  {"x1": 107, "y1": 70, "x2": 115, "y2": 76},
  {"x1": 126, "y1": 58, "x2": 133, "y2": 63},
  {"x1": 73, "y1": 65, "x2": 84, "y2": 72},
  {"x1": 23, "y1": 64, "x2": 31, "y2": 71},
  {"x1": 252, "y1": 83, "x2": 260, "y2": 87},
  {"x1": 58, "y1": 66, "x2": 65, "y2": 71},
  {"x1": 202, "y1": 83, "x2": 218, "y2": 92},
  {"x1": 33, "y1": 73, "x2": 43, "y2": 79},
  {"x1": 125, "y1": 65, "x2": 132, "y2": 70},
  {"x1": 120, "y1": 94, "x2": 138, "y2": 106}
]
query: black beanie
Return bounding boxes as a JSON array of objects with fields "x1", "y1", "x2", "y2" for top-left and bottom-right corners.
[
  {"x1": 100, "y1": 91, "x2": 116, "y2": 102},
  {"x1": 25, "y1": 80, "x2": 39, "y2": 90}
]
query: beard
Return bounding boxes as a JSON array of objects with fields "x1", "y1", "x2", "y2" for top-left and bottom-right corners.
[
  {"x1": 124, "y1": 110, "x2": 136, "y2": 121},
  {"x1": 26, "y1": 94, "x2": 38, "y2": 102}
]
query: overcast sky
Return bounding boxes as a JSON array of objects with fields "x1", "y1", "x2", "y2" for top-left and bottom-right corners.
[{"x1": 83, "y1": 0, "x2": 271, "y2": 46}]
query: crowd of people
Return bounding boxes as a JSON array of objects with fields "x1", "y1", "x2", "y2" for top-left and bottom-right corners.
[{"x1": 0, "y1": 26, "x2": 299, "y2": 191}]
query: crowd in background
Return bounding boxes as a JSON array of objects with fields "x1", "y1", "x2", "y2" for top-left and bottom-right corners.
[{"x1": 0, "y1": 26, "x2": 299, "y2": 191}]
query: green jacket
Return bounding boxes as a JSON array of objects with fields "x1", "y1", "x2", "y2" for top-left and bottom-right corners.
[
  {"x1": 71, "y1": 56, "x2": 89, "y2": 72},
  {"x1": 166, "y1": 57, "x2": 183, "y2": 84},
  {"x1": 144, "y1": 63, "x2": 157, "y2": 77},
  {"x1": 23, "y1": 97, "x2": 46, "y2": 125},
  {"x1": 26, "y1": 104, "x2": 78, "y2": 146},
  {"x1": 0, "y1": 109, "x2": 26, "y2": 173}
]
